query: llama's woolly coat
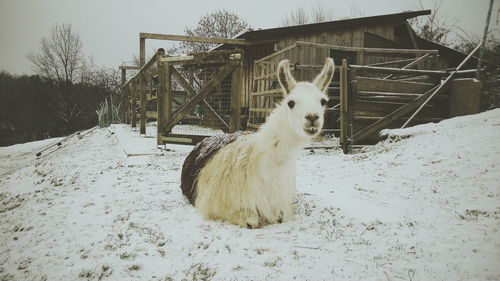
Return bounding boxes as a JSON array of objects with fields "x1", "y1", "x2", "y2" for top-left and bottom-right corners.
[{"x1": 180, "y1": 132, "x2": 245, "y2": 204}]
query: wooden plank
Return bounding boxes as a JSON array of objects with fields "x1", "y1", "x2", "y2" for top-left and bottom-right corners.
[
  {"x1": 136, "y1": 111, "x2": 157, "y2": 119},
  {"x1": 160, "y1": 55, "x2": 194, "y2": 62},
  {"x1": 131, "y1": 83, "x2": 137, "y2": 128},
  {"x1": 253, "y1": 73, "x2": 278, "y2": 81},
  {"x1": 368, "y1": 58, "x2": 416, "y2": 66},
  {"x1": 120, "y1": 68, "x2": 127, "y2": 123},
  {"x1": 295, "y1": 41, "x2": 438, "y2": 54},
  {"x1": 140, "y1": 32, "x2": 254, "y2": 45},
  {"x1": 355, "y1": 116, "x2": 443, "y2": 122},
  {"x1": 352, "y1": 84, "x2": 439, "y2": 143},
  {"x1": 161, "y1": 62, "x2": 238, "y2": 133},
  {"x1": 353, "y1": 100, "x2": 436, "y2": 112},
  {"x1": 119, "y1": 65, "x2": 140, "y2": 70},
  {"x1": 356, "y1": 76, "x2": 435, "y2": 94},
  {"x1": 249, "y1": 108, "x2": 273, "y2": 113},
  {"x1": 125, "y1": 49, "x2": 162, "y2": 87},
  {"x1": 357, "y1": 91, "x2": 422, "y2": 98},
  {"x1": 340, "y1": 59, "x2": 350, "y2": 154},
  {"x1": 160, "y1": 134, "x2": 210, "y2": 145},
  {"x1": 170, "y1": 67, "x2": 196, "y2": 98},
  {"x1": 156, "y1": 49, "x2": 168, "y2": 145},
  {"x1": 250, "y1": 88, "x2": 282, "y2": 97},
  {"x1": 351, "y1": 65, "x2": 447, "y2": 77},
  {"x1": 254, "y1": 43, "x2": 297, "y2": 64},
  {"x1": 353, "y1": 107, "x2": 442, "y2": 118},
  {"x1": 230, "y1": 61, "x2": 242, "y2": 132},
  {"x1": 139, "y1": 37, "x2": 146, "y2": 134}
]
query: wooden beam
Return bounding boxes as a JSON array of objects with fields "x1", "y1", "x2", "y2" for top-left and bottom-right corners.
[
  {"x1": 161, "y1": 55, "x2": 194, "y2": 63},
  {"x1": 140, "y1": 49, "x2": 162, "y2": 73},
  {"x1": 140, "y1": 32, "x2": 254, "y2": 45},
  {"x1": 170, "y1": 67, "x2": 197, "y2": 98},
  {"x1": 351, "y1": 65, "x2": 447, "y2": 77},
  {"x1": 156, "y1": 49, "x2": 167, "y2": 145},
  {"x1": 119, "y1": 65, "x2": 140, "y2": 70},
  {"x1": 230, "y1": 61, "x2": 242, "y2": 132},
  {"x1": 250, "y1": 88, "x2": 282, "y2": 97},
  {"x1": 126, "y1": 49, "x2": 162, "y2": 86},
  {"x1": 368, "y1": 58, "x2": 417, "y2": 66},
  {"x1": 356, "y1": 77, "x2": 435, "y2": 94},
  {"x1": 254, "y1": 43, "x2": 297, "y2": 64},
  {"x1": 161, "y1": 62, "x2": 238, "y2": 134},
  {"x1": 340, "y1": 59, "x2": 352, "y2": 154},
  {"x1": 131, "y1": 83, "x2": 137, "y2": 128},
  {"x1": 139, "y1": 37, "x2": 146, "y2": 134},
  {"x1": 160, "y1": 134, "x2": 209, "y2": 145},
  {"x1": 401, "y1": 42, "x2": 483, "y2": 128},
  {"x1": 170, "y1": 66, "x2": 230, "y2": 130},
  {"x1": 120, "y1": 68, "x2": 127, "y2": 122},
  {"x1": 295, "y1": 41, "x2": 438, "y2": 55}
]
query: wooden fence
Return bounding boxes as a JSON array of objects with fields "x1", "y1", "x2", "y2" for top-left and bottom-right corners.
[{"x1": 117, "y1": 34, "x2": 481, "y2": 153}]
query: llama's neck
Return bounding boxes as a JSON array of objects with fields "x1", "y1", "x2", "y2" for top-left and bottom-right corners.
[{"x1": 253, "y1": 105, "x2": 310, "y2": 158}]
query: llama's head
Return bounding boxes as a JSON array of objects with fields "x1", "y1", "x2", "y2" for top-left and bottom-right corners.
[{"x1": 277, "y1": 58, "x2": 334, "y2": 138}]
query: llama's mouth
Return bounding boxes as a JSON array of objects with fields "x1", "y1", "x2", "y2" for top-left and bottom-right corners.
[{"x1": 304, "y1": 127, "x2": 318, "y2": 136}]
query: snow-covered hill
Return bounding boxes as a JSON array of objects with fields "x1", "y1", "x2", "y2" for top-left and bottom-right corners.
[{"x1": 1, "y1": 110, "x2": 499, "y2": 281}]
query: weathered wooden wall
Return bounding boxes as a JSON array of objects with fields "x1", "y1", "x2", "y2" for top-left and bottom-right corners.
[{"x1": 239, "y1": 20, "x2": 451, "y2": 109}]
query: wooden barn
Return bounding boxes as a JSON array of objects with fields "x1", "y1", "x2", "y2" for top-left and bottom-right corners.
[{"x1": 119, "y1": 9, "x2": 481, "y2": 153}]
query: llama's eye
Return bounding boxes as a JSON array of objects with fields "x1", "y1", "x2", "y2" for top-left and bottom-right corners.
[
  {"x1": 321, "y1": 99, "x2": 327, "y2": 106},
  {"x1": 287, "y1": 100, "x2": 295, "y2": 109}
]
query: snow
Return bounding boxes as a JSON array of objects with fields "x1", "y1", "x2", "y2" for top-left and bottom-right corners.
[{"x1": 1, "y1": 109, "x2": 499, "y2": 281}]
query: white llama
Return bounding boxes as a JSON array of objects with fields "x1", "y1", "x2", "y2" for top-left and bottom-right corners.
[{"x1": 181, "y1": 58, "x2": 335, "y2": 228}]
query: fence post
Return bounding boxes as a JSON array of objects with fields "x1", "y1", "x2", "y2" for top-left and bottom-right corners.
[
  {"x1": 139, "y1": 37, "x2": 146, "y2": 134},
  {"x1": 156, "y1": 49, "x2": 169, "y2": 145},
  {"x1": 131, "y1": 82, "x2": 137, "y2": 128},
  {"x1": 124, "y1": 85, "x2": 130, "y2": 124},
  {"x1": 340, "y1": 59, "x2": 352, "y2": 154},
  {"x1": 120, "y1": 68, "x2": 127, "y2": 122},
  {"x1": 230, "y1": 60, "x2": 242, "y2": 132}
]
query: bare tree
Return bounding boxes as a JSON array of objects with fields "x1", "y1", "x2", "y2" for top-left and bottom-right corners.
[
  {"x1": 408, "y1": 0, "x2": 457, "y2": 45},
  {"x1": 176, "y1": 9, "x2": 250, "y2": 54},
  {"x1": 281, "y1": 2, "x2": 335, "y2": 26},
  {"x1": 348, "y1": 6, "x2": 364, "y2": 18},
  {"x1": 27, "y1": 24, "x2": 88, "y2": 85},
  {"x1": 27, "y1": 23, "x2": 105, "y2": 132},
  {"x1": 281, "y1": 8, "x2": 310, "y2": 26}
]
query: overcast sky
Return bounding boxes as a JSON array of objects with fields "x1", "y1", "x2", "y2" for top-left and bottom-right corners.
[{"x1": 1, "y1": 0, "x2": 499, "y2": 75}]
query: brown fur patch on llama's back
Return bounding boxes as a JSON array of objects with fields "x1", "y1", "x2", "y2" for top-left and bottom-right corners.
[{"x1": 180, "y1": 132, "x2": 246, "y2": 205}]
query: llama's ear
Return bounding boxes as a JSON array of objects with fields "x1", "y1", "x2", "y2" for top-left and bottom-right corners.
[
  {"x1": 313, "y1": 58, "x2": 335, "y2": 93},
  {"x1": 277, "y1": 59, "x2": 296, "y2": 95}
]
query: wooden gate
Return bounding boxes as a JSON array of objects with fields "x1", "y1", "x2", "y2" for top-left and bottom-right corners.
[
  {"x1": 339, "y1": 42, "x2": 482, "y2": 153},
  {"x1": 156, "y1": 50, "x2": 243, "y2": 145}
]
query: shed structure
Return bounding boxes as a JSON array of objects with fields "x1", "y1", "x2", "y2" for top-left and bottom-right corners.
[{"x1": 118, "y1": 9, "x2": 481, "y2": 152}]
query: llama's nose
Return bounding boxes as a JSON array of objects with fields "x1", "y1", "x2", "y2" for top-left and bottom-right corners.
[{"x1": 305, "y1": 114, "x2": 319, "y2": 124}]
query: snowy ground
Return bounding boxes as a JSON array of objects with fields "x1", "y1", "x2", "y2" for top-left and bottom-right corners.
[{"x1": 1, "y1": 110, "x2": 499, "y2": 281}]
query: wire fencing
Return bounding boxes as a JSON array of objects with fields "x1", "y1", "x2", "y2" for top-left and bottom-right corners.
[{"x1": 96, "y1": 97, "x2": 121, "y2": 127}]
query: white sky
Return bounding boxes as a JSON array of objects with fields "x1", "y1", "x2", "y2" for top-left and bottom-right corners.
[{"x1": 0, "y1": 0, "x2": 499, "y2": 75}]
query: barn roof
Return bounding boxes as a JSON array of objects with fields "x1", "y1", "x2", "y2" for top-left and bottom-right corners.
[
  {"x1": 415, "y1": 37, "x2": 480, "y2": 67},
  {"x1": 237, "y1": 10, "x2": 431, "y2": 40}
]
